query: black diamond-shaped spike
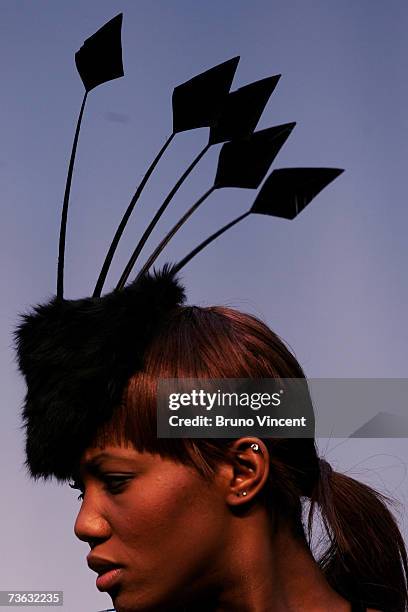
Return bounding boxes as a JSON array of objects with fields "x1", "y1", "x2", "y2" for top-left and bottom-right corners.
[
  {"x1": 214, "y1": 123, "x2": 295, "y2": 189},
  {"x1": 209, "y1": 75, "x2": 281, "y2": 145},
  {"x1": 251, "y1": 168, "x2": 344, "y2": 219},
  {"x1": 172, "y1": 57, "x2": 240, "y2": 133},
  {"x1": 75, "y1": 14, "x2": 124, "y2": 92}
]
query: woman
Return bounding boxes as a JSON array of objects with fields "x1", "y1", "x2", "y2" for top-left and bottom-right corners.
[{"x1": 69, "y1": 304, "x2": 407, "y2": 612}]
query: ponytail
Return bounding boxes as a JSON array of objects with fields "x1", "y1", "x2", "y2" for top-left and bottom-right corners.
[{"x1": 310, "y1": 459, "x2": 408, "y2": 612}]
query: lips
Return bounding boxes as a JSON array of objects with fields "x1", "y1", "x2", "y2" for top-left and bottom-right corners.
[
  {"x1": 87, "y1": 554, "x2": 122, "y2": 575},
  {"x1": 95, "y1": 567, "x2": 123, "y2": 592},
  {"x1": 87, "y1": 555, "x2": 124, "y2": 593}
]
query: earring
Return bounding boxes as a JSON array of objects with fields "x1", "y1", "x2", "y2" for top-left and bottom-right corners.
[
  {"x1": 250, "y1": 443, "x2": 260, "y2": 452},
  {"x1": 236, "y1": 491, "x2": 248, "y2": 497}
]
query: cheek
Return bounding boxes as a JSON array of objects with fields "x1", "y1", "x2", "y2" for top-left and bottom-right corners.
[
  {"x1": 113, "y1": 471, "x2": 227, "y2": 568},
  {"x1": 106, "y1": 467, "x2": 230, "y2": 611}
]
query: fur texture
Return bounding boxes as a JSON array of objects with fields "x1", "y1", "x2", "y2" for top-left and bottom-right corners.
[{"x1": 15, "y1": 266, "x2": 185, "y2": 481}]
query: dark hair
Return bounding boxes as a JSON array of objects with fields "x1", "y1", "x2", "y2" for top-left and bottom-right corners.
[{"x1": 94, "y1": 305, "x2": 408, "y2": 612}]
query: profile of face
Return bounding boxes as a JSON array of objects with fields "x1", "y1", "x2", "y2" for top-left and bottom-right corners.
[{"x1": 73, "y1": 443, "x2": 250, "y2": 612}]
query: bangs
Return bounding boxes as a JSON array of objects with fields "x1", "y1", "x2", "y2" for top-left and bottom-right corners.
[{"x1": 91, "y1": 372, "x2": 231, "y2": 478}]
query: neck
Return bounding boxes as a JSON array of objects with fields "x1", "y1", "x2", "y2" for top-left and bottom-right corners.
[{"x1": 188, "y1": 507, "x2": 352, "y2": 612}]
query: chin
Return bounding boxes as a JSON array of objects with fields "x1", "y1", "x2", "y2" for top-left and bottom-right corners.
[{"x1": 110, "y1": 587, "x2": 179, "y2": 612}]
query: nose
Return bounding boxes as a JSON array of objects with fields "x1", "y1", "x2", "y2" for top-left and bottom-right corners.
[{"x1": 74, "y1": 494, "x2": 112, "y2": 545}]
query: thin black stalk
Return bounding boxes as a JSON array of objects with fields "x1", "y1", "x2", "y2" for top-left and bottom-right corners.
[
  {"x1": 57, "y1": 90, "x2": 88, "y2": 299},
  {"x1": 132, "y1": 186, "x2": 215, "y2": 284},
  {"x1": 115, "y1": 142, "x2": 211, "y2": 290},
  {"x1": 173, "y1": 210, "x2": 251, "y2": 273},
  {"x1": 93, "y1": 132, "x2": 175, "y2": 297}
]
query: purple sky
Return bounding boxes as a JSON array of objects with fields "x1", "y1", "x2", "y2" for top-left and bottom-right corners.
[{"x1": 1, "y1": 2, "x2": 407, "y2": 609}]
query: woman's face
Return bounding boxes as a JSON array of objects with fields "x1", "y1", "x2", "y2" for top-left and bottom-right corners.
[{"x1": 73, "y1": 444, "x2": 231, "y2": 612}]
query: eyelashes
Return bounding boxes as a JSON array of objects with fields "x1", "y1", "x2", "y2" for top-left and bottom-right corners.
[
  {"x1": 69, "y1": 480, "x2": 84, "y2": 501},
  {"x1": 103, "y1": 475, "x2": 132, "y2": 494},
  {"x1": 69, "y1": 475, "x2": 132, "y2": 501}
]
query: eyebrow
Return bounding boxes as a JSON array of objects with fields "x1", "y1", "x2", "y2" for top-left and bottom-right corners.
[{"x1": 79, "y1": 452, "x2": 137, "y2": 473}]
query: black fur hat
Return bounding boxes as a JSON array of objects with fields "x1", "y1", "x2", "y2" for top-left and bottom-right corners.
[
  {"x1": 15, "y1": 266, "x2": 185, "y2": 481},
  {"x1": 15, "y1": 14, "x2": 342, "y2": 483}
]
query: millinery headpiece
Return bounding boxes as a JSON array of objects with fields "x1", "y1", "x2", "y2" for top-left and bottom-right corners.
[{"x1": 15, "y1": 13, "x2": 343, "y2": 482}]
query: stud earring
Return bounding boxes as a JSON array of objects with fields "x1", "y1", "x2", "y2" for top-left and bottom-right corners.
[
  {"x1": 250, "y1": 443, "x2": 260, "y2": 452},
  {"x1": 236, "y1": 490, "x2": 248, "y2": 497}
]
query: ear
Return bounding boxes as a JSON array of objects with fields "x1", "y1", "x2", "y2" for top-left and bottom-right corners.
[{"x1": 222, "y1": 437, "x2": 270, "y2": 506}]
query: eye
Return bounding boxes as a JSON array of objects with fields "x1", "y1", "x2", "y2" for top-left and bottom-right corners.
[
  {"x1": 68, "y1": 474, "x2": 133, "y2": 501},
  {"x1": 102, "y1": 474, "x2": 132, "y2": 494}
]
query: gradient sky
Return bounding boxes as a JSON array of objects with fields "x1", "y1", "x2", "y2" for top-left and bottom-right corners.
[{"x1": 1, "y1": 1, "x2": 407, "y2": 609}]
